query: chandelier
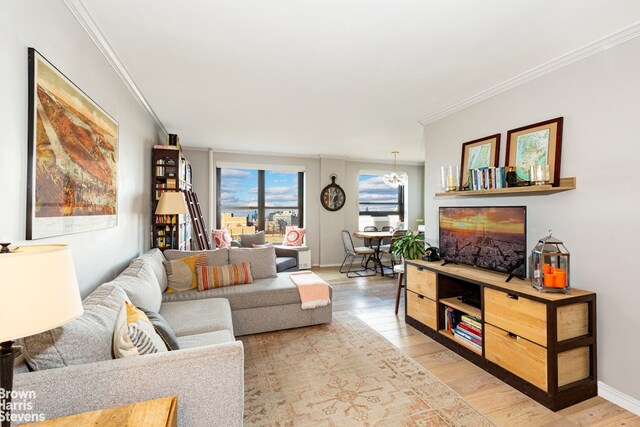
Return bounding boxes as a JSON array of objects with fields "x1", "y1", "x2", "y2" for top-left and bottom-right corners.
[{"x1": 383, "y1": 151, "x2": 408, "y2": 188}]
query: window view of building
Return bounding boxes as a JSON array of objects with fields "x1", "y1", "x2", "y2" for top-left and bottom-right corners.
[
  {"x1": 358, "y1": 174, "x2": 404, "y2": 229},
  {"x1": 218, "y1": 168, "x2": 303, "y2": 243}
]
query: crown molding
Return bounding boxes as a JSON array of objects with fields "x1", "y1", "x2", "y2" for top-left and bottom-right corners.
[
  {"x1": 419, "y1": 21, "x2": 640, "y2": 125},
  {"x1": 63, "y1": 0, "x2": 166, "y2": 135},
  {"x1": 207, "y1": 147, "x2": 424, "y2": 166}
]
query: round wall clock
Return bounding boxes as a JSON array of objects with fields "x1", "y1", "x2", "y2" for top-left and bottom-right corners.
[{"x1": 320, "y1": 175, "x2": 346, "y2": 211}]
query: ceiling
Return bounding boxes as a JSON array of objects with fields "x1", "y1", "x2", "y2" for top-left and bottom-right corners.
[{"x1": 78, "y1": 0, "x2": 640, "y2": 162}]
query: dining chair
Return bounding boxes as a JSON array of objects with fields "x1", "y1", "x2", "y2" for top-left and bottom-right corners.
[
  {"x1": 339, "y1": 230, "x2": 376, "y2": 278},
  {"x1": 380, "y1": 229, "x2": 408, "y2": 276},
  {"x1": 381, "y1": 225, "x2": 395, "y2": 245},
  {"x1": 361, "y1": 225, "x2": 379, "y2": 267}
]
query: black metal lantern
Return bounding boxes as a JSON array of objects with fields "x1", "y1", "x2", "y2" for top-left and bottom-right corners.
[{"x1": 530, "y1": 230, "x2": 570, "y2": 293}]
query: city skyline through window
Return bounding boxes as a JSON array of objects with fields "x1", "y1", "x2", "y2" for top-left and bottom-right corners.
[
  {"x1": 218, "y1": 168, "x2": 303, "y2": 242},
  {"x1": 358, "y1": 174, "x2": 404, "y2": 218}
]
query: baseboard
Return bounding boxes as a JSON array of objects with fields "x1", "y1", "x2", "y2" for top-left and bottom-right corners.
[
  {"x1": 318, "y1": 263, "x2": 342, "y2": 268},
  {"x1": 599, "y1": 381, "x2": 640, "y2": 416}
]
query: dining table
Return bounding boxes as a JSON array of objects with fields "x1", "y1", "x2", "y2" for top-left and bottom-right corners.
[{"x1": 352, "y1": 230, "x2": 394, "y2": 276}]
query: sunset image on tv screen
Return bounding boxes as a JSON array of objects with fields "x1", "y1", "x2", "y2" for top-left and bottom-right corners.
[{"x1": 439, "y1": 207, "x2": 526, "y2": 277}]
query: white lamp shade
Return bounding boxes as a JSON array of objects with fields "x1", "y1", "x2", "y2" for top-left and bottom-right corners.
[
  {"x1": 155, "y1": 191, "x2": 188, "y2": 215},
  {"x1": 0, "y1": 245, "x2": 83, "y2": 342}
]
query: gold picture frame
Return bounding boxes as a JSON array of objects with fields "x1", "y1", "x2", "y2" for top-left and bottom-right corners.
[
  {"x1": 460, "y1": 134, "x2": 500, "y2": 189},
  {"x1": 506, "y1": 117, "x2": 563, "y2": 187}
]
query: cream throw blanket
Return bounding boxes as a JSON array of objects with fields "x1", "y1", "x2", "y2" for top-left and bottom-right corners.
[{"x1": 289, "y1": 271, "x2": 331, "y2": 309}]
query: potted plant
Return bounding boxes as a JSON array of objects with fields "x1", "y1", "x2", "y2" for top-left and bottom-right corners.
[{"x1": 392, "y1": 230, "x2": 428, "y2": 261}]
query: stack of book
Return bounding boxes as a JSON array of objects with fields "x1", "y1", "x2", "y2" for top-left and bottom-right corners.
[
  {"x1": 468, "y1": 167, "x2": 506, "y2": 190},
  {"x1": 453, "y1": 314, "x2": 482, "y2": 352}
]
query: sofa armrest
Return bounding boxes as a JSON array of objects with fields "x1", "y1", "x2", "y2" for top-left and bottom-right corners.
[
  {"x1": 273, "y1": 245, "x2": 302, "y2": 262},
  {"x1": 13, "y1": 341, "x2": 244, "y2": 427}
]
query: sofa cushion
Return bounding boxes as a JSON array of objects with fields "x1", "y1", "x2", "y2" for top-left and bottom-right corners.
[
  {"x1": 240, "y1": 231, "x2": 265, "y2": 247},
  {"x1": 276, "y1": 257, "x2": 297, "y2": 272},
  {"x1": 144, "y1": 310, "x2": 180, "y2": 351},
  {"x1": 197, "y1": 263, "x2": 253, "y2": 291},
  {"x1": 229, "y1": 247, "x2": 277, "y2": 279},
  {"x1": 159, "y1": 298, "x2": 233, "y2": 337},
  {"x1": 163, "y1": 253, "x2": 206, "y2": 293},
  {"x1": 116, "y1": 260, "x2": 162, "y2": 312},
  {"x1": 161, "y1": 273, "x2": 330, "y2": 311},
  {"x1": 113, "y1": 301, "x2": 168, "y2": 358},
  {"x1": 176, "y1": 330, "x2": 235, "y2": 349},
  {"x1": 136, "y1": 248, "x2": 168, "y2": 292},
  {"x1": 164, "y1": 249, "x2": 229, "y2": 266},
  {"x1": 21, "y1": 283, "x2": 128, "y2": 371}
]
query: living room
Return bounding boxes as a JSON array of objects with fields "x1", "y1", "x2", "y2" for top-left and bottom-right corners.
[{"x1": 1, "y1": 1, "x2": 640, "y2": 426}]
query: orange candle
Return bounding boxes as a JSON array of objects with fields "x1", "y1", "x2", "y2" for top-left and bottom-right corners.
[
  {"x1": 554, "y1": 269, "x2": 567, "y2": 288},
  {"x1": 544, "y1": 263, "x2": 552, "y2": 274},
  {"x1": 544, "y1": 272, "x2": 556, "y2": 288}
]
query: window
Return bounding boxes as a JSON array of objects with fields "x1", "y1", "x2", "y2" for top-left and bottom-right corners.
[
  {"x1": 358, "y1": 174, "x2": 404, "y2": 220},
  {"x1": 217, "y1": 168, "x2": 304, "y2": 243}
]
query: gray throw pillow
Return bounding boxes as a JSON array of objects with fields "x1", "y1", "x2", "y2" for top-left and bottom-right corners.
[
  {"x1": 164, "y1": 249, "x2": 229, "y2": 266},
  {"x1": 240, "y1": 231, "x2": 265, "y2": 248},
  {"x1": 21, "y1": 284, "x2": 128, "y2": 371},
  {"x1": 143, "y1": 310, "x2": 180, "y2": 351},
  {"x1": 229, "y1": 246, "x2": 277, "y2": 279}
]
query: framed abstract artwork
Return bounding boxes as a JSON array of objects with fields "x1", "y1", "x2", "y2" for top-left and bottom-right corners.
[
  {"x1": 27, "y1": 48, "x2": 119, "y2": 239},
  {"x1": 506, "y1": 117, "x2": 563, "y2": 187},
  {"x1": 460, "y1": 133, "x2": 500, "y2": 189}
]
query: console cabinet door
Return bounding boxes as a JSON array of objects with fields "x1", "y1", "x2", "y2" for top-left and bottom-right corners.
[
  {"x1": 406, "y1": 265, "x2": 436, "y2": 300},
  {"x1": 485, "y1": 324, "x2": 548, "y2": 391},
  {"x1": 407, "y1": 290, "x2": 437, "y2": 330},
  {"x1": 484, "y1": 288, "x2": 547, "y2": 346}
]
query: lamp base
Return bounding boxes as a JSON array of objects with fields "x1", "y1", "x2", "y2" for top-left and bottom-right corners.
[{"x1": 1, "y1": 341, "x2": 20, "y2": 427}]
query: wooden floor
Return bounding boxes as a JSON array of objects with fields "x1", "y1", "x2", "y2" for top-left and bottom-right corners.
[{"x1": 313, "y1": 266, "x2": 640, "y2": 427}]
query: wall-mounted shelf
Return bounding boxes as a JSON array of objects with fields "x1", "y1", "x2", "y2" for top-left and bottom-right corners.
[{"x1": 435, "y1": 177, "x2": 576, "y2": 197}]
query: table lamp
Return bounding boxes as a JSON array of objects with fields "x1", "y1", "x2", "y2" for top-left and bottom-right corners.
[
  {"x1": 155, "y1": 191, "x2": 188, "y2": 249},
  {"x1": 0, "y1": 244, "x2": 83, "y2": 427}
]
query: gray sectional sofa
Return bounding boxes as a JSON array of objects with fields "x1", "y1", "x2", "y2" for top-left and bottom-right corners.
[{"x1": 13, "y1": 247, "x2": 332, "y2": 426}]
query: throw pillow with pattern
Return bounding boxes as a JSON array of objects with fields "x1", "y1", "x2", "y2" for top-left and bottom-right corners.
[
  {"x1": 113, "y1": 301, "x2": 168, "y2": 358},
  {"x1": 283, "y1": 226, "x2": 305, "y2": 246},
  {"x1": 163, "y1": 253, "x2": 206, "y2": 293},
  {"x1": 212, "y1": 229, "x2": 232, "y2": 249},
  {"x1": 197, "y1": 263, "x2": 253, "y2": 291}
]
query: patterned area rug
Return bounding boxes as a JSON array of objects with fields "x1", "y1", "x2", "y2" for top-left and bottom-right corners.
[{"x1": 243, "y1": 314, "x2": 492, "y2": 426}]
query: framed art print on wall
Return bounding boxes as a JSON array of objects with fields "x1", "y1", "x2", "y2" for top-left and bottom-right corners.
[
  {"x1": 27, "y1": 48, "x2": 119, "y2": 240},
  {"x1": 506, "y1": 117, "x2": 563, "y2": 187},
  {"x1": 460, "y1": 133, "x2": 500, "y2": 189}
]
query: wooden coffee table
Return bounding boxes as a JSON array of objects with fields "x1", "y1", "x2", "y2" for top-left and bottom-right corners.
[{"x1": 22, "y1": 396, "x2": 177, "y2": 427}]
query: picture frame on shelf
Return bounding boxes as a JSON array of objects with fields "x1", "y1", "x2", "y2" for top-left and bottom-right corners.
[
  {"x1": 506, "y1": 117, "x2": 563, "y2": 187},
  {"x1": 460, "y1": 134, "x2": 500, "y2": 189},
  {"x1": 27, "y1": 48, "x2": 119, "y2": 240}
]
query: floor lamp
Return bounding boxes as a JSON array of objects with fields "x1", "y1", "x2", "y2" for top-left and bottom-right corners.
[
  {"x1": 0, "y1": 244, "x2": 83, "y2": 426},
  {"x1": 155, "y1": 191, "x2": 188, "y2": 249}
]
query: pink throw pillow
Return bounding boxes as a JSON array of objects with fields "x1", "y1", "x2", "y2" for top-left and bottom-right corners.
[
  {"x1": 283, "y1": 226, "x2": 305, "y2": 246},
  {"x1": 213, "y1": 229, "x2": 232, "y2": 248}
]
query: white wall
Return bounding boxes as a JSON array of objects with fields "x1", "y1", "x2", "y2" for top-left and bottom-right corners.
[
  {"x1": 0, "y1": 1, "x2": 161, "y2": 297},
  {"x1": 422, "y1": 37, "x2": 640, "y2": 400},
  {"x1": 184, "y1": 150, "x2": 424, "y2": 267}
]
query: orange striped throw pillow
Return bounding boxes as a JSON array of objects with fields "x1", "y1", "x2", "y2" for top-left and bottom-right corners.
[{"x1": 197, "y1": 263, "x2": 253, "y2": 291}]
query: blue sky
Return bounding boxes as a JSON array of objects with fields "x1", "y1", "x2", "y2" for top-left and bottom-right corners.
[
  {"x1": 220, "y1": 170, "x2": 397, "y2": 209},
  {"x1": 358, "y1": 175, "x2": 399, "y2": 203},
  {"x1": 220, "y1": 168, "x2": 298, "y2": 207}
]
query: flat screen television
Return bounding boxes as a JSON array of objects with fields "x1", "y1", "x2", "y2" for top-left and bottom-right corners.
[{"x1": 439, "y1": 206, "x2": 527, "y2": 279}]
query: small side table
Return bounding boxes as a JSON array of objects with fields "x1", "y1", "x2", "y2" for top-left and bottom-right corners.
[
  {"x1": 22, "y1": 396, "x2": 177, "y2": 427},
  {"x1": 297, "y1": 247, "x2": 312, "y2": 269}
]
